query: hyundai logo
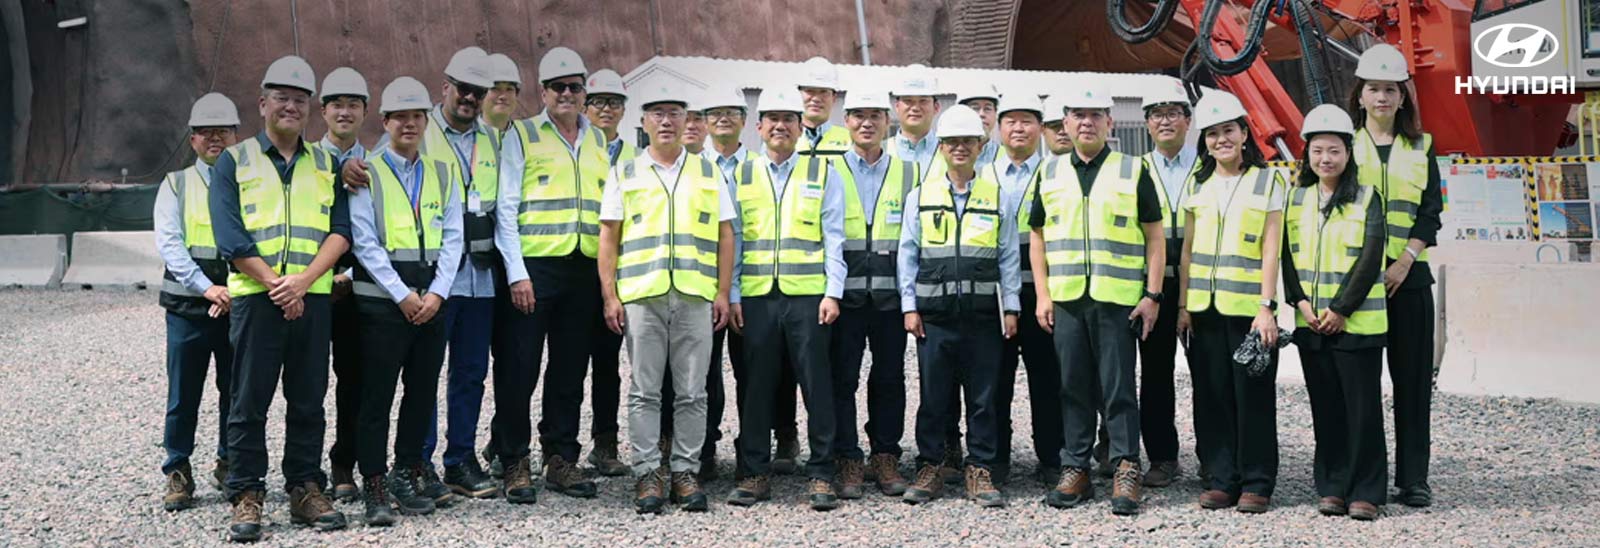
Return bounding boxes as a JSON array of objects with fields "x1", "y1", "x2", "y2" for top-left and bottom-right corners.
[{"x1": 1473, "y1": 23, "x2": 1559, "y2": 68}]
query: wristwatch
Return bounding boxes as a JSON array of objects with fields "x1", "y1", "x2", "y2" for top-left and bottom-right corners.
[
  {"x1": 1143, "y1": 290, "x2": 1163, "y2": 304},
  {"x1": 1259, "y1": 298, "x2": 1278, "y2": 312}
]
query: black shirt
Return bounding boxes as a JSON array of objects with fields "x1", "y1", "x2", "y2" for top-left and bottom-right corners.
[
  {"x1": 1282, "y1": 190, "x2": 1387, "y2": 350},
  {"x1": 1028, "y1": 146, "x2": 1164, "y2": 229},
  {"x1": 1374, "y1": 142, "x2": 1443, "y2": 290}
]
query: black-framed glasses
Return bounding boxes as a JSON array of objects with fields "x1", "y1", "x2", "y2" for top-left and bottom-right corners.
[
  {"x1": 586, "y1": 96, "x2": 624, "y2": 109},
  {"x1": 448, "y1": 78, "x2": 487, "y2": 99},
  {"x1": 546, "y1": 81, "x2": 586, "y2": 95}
]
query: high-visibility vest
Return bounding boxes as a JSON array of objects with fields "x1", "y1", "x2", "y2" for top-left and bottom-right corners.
[
  {"x1": 1352, "y1": 128, "x2": 1433, "y2": 262},
  {"x1": 1143, "y1": 151, "x2": 1202, "y2": 278},
  {"x1": 1186, "y1": 167, "x2": 1283, "y2": 317},
  {"x1": 985, "y1": 157, "x2": 1043, "y2": 286},
  {"x1": 423, "y1": 107, "x2": 500, "y2": 262},
  {"x1": 914, "y1": 173, "x2": 1003, "y2": 319},
  {"x1": 840, "y1": 153, "x2": 916, "y2": 310},
  {"x1": 614, "y1": 154, "x2": 723, "y2": 303},
  {"x1": 351, "y1": 151, "x2": 455, "y2": 300},
  {"x1": 513, "y1": 117, "x2": 609, "y2": 258},
  {"x1": 799, "y1": 124, "x2": 851, "y2": 157},
  {"x1": 1037, "y1": 151, "x2": 1149, "y2": 306},
  {"x1": 226, "y1": 139, "x2": 338, "y2": 297},
  {"x1": 159, "y1": 164, "x2": 228, "y2": 299},
  {"x1": 735, "y1": 155, "x2": 830, "y2": 297},
  {"x1": 609, "y1": 137, "x2": 639, "y2": 168},
  {"x1": 1285, "y1": 183, "x2": 1387, "y2": 335}
]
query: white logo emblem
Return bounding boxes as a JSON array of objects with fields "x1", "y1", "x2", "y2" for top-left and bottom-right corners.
[{"x1": 1473, "y1": 23, "x2": 1559, "y2": 68}]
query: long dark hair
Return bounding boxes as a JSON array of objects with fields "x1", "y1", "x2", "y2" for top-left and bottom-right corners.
[
  {"x1": 1295, "y1": 133, "x2": 1361, "y2": 215},
  {"x1": 1347, "y1": 78, "x2": 1423, "y2": 142},
  {"x1": 1194, "y1": 117, "x2": 1267, "y2": 184}
]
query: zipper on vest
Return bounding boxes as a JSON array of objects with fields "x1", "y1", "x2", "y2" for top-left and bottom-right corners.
[{"x1": 279, "y1": 164, "x2": 292, "y2": 276}]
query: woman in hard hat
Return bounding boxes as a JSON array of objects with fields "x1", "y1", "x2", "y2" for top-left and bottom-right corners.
[
  {"x1": 1176, "y1": 90, "x2": 1286, "y2": 514},
  {"x1": 1283, "y1": 104, "x2": 1389, "y2": 521},
  {"x1": 1346, "y1": 43, "x2": 1444, "y2": 508}
]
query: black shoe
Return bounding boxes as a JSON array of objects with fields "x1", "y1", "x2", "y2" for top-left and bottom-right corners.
[
  {"x1": 445, "y1": 459, "x2": 499, "y2": 498},
  {"x1": 331, "y1": 463, "x2": 359, "y2": 503},
  {"x1": 698, "y1": 446, "x2": 718, "y2": 483},
  {"x1": 211, "y1": 458, "x2": 230, "y2": 492},
  {"x1": 483, "y1": 446, "x2": 503, "y2": 479},
  {"x1": 362, "y1": 475, "x2": 395, "y2": 527},
  {"x1": 228, "y1": 490, "x2": 264, "y2": 543},
  {"x1": 413, "y1": 464, "x2": 458, "y2": 508},
  {"x1": 386, "y1": 468, "x2": 436, "y2": 515},
  {"x1": 1396, "y1": 483, "x2": 1433, "y2": 507}
]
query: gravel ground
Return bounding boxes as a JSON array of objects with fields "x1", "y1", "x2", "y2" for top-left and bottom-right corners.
[{"x1": 0, "y1": 289, "x2": 1596, "y2": 547}]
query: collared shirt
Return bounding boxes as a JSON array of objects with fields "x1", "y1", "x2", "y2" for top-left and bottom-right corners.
[
  {"x1": 494, "y1": 111, "x2": 595, "y2": 284},
  {"x1": 154, "y1": 158, "x2": 219, "y2": 293},
  {"x1": 599, "y1": 148, "x2": 736, "y2": 222},
  {"x1": 896, "y1": 174, "x2": 1021, "y2": 313},
  {"x1": 209, "y1": 132, "x2": 352, "y2": 262},
  {"x1": 703, "y1": 144, "x2": 753, "y2": 186},
  {"x1": 607, "y1": 136, "x2": 626, "y2": 166},
  {"x1": 728, "y1": 151, "x2": 847, "y2": 303},
  {"x1": 433, "y1": 105, "x2": 498, "y2": 298},
  {"x1": 842, "y1": 148, "x2": 891, "y2": 219},
  {"x1": 1149, "y1": 146, "x2": 1197, "y2": 215},
  {"x1": 975, "y1": 139, "x2": 1000, "y2": 170},
  {"x1": 318, "y1": 136, "x2": 368, "y2": 166},
  {"x1": 993, "y1": 148, "x2": 1044, "y2": 217},
  {"x1": 349, "y1": 146, "x2": 464, "y2": 303},
  {"x1": 891, "y1": 132, "x2": 938, "y2": 176}
]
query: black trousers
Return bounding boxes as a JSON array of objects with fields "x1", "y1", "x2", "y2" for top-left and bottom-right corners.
[
  {"x1": 1137, "y1": 281, "x2": 1182, "y2": 463},
  {"x1": 1190, "y1": 310, "x2": 1278, "y2": 497},
  {"x1": 355, "y1": 297, "x2": 447, "y2": 477},
  {"x1": 915, "y1": 314, "x2": 1003, "y2": 469},
  {"x1": 589, "y1": 311, "x2": 625, "y2": 442},
  {"x1": 224, "y1": 294, "x2": 331, "y2": 499},
  {"x1": 328, "y1": 294, "x2": 362, "y2": 470},
  {"x1": 492, "y1": 260, "x2": 599, "y2": 465},
  {"x1": 1302, "y1": 345, "x2": 1387, "y2": 504},
  {"x1": 729, "y1": 328, "x2": 796, "y2": 443},
  {"x1": 830, "y1": 306, "x2": 909, "y2": 459},
  {"x1": 1053, "y1": 300, "x2": 1141, "y2": 469},
  {"x1": 661, "y1": 326, "x2": 729, "y2": 457},
  {"x1": 1387, "y1": 287, "x2": 1434, "y2": 489},
  {"x1": 735, "y1": 295, "x2": 835, "y2": 480},
  {"x1": 997, "y1": 288, "x2": 1062, "y2": 474}
]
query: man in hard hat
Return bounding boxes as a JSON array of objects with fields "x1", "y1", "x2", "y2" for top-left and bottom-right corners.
[
  {"x1": 886, "y1": 68, "x2": 942, "y2": 176},
  {"x1": 208, "y1": 55, "x2": 350, "y2": 540},
  {"x1": 596, "y1": 84, "x2": 734, "y2": 514},
  {"x1": 829, "y1": 89, "x2": 916, "y2": 498},
  {"x1": 482, "y1": 53, "x2": 522, "y2": 136},
  {"x1": 682, "y1": 94, "x2": 707, "y2": 155},
  {"x1": 897, "y1": 104, "x2": 1020, "y2": 508},
  {"x1": 958, "y1": 85, "x2": 1001, "y2": 170},
  {"x1": 587, "y1": 69, "x2": 637, "y2": 167},
  {"x1": 1040, "y1": 95, "x2": 1072, "y2": 157},
  {"x1": 155, "y1": 92, "x2": 240, "y2": 512},
  {"x1": 1136, "y1": 80, "x2": 1198, "y2": 489},
  {"x1": 795, "y1": 57, "x2": 852, "y2": 158},
  {"x1": 1029, "y1": 85, "x2": 1166, "y2": 516},
  {"x1": 316, "y1": 65, "x2": 371, "y2": 505},
  {"x1": 492, "y1": 46, "x2": 607, "y2": 503},
  {"x1": 986, "y1": 91, "x2": 1063, "y2": 488},
  {"x1": 725, "y1": 88, "x2": 848, "y2": 511},
  {"x1": 581, "y1": 66, "x2": 633, "y2": 478},
  {"x1": 346, "y1": 75, "x2": 466, "y2": 525}
]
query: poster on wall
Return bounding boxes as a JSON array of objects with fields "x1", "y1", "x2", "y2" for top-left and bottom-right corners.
[
  {"x1": 1530, "y1": 162, "x2": 1599, "y2": 241},
  {"x1": 1441, "y1": 161, "x2": 1532, "y2": 242}
]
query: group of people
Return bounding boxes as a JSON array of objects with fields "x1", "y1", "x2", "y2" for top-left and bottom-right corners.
[{"x1": 153, "y1": 43, "x2": 1440, "y2": 541}]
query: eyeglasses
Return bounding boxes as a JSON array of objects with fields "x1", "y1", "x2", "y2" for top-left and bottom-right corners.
[
  {"x1": 1146, "y1": 109, "x2": 1187, "y2": 123},
  {"x1": 545, "y1": 81, "x2": 586, "y2": 95},
  {"x1": 646, "y1": 109, "x2": 687, "y2": 122},
  {"x1": 449, "y1": 78, "x2": 487, "y2": 99},
  {"x1": 940, "y1": 137, "x2": 981, "y2": 148},
  {"x1": 586, "y1": 97, "x2": 624, "y2": 110},
  {"x1": 193, "y1": 127, "x2": 234, "y2": 139},
  {"x1": 705, "y1": 108, "x2": 745, "y2": 120}
]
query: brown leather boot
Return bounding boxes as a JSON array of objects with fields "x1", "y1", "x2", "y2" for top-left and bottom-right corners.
[
  {"x1": 867, "y1": 453, "x2": 908, "y2": 496},
  {"x1": 808, "y1": 478, "x2": 840, "y2": 511},
  {"x1": 1045, "y1": 467, "x2": 1093, "y2": 508},
  {"x1": 1199, "y1": 489, "x2": 1236, "y2": 509},
  {"x1": 543, "y1": 454, "x2": 597, "y2": 498},
  {"x1": 228, "y1": 490, "x2": 265, "y2": 542},
  {"x1": 288, "y1": 482, "x2": 347, "y2": 531},
  {"x1": 964, "y1": 465, "x2": 1005, "y2": 508},
  {"x1": 634, "y1": 467, "x2": 667, "y2": 514},
  {"x1": 1110, "y1": 460, "x2": 1142, "y2": 515},
  {"x1": 1142, "y1": 460, "x2": 1179, "y2": 487},
  {"x1": 1318, "y1": 496, "x2": 1348, "y2": 516},
  {"x1": 902, "y1": 464, "x2": 944, "y2": 504},
  {"x1": 727, "y1": 475, "x2": 771, "y2": 506},
  {"x1": 162, "y1": 463, "x2": 195, "y2": 511},
  {"x1": 670, "y1": 471, "x2": 709, "y2": 512},
  {"x1": 1237, "y1": 492, "x2": 1271, "y2": 513},
  {"x1": 502, "y1": 456, "x2": 538, "y2": 504},
  {"x1": 586, "y1": 434, "x2": 628, "y2": 477},
  {"x1": 1348, "y1": 500, "x2": 1379, "y2": 520},
  {"x1": 836, "y1": 458, "x2": 866, "y2": 500}
]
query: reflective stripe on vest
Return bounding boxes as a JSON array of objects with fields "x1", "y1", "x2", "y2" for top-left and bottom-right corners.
[
  {"x1": 424, "y1": 108, "x2": 499, "y2": 259},
  {"x1": 1353, "y1": 129, "x2": 1432, "y2": 262},
  {"x1": 1143, "y1": 151, "x2": 1201, "y2": 278},
  {"x1": 735, "y1": 155, "x2": 829, "y2": 297},
  {"x1": 1286, "y1": 184, "x2": 1387, "y2": 335},
  {"x1": 915, "y1": 174, "x2": 1002, "y2": 316},
  {"x1": 1038, "y1": 152, "x2": 1148, "y2": 306},
  {"x1": 226, "y1": 139, "x2": 336, "y2": 297},
  {"x1": 515, "y1": 118, "x2": 607, "y2": 258},
  {"x1": 615, "y1": 155, "x2": 722, "y2": 303},
  {"x1": 1186, "y1": 167, "x2": 1281, "y2": 317},
  {"x1": 840, "y1": 154, "x2": 914, "y2": 307}
]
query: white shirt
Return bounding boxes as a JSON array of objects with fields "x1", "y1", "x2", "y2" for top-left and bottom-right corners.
[{"x1": 600, "y1": 147, "x2": 736, "y2": 222}]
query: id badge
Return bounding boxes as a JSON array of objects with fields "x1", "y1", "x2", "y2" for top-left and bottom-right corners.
[
  {"x1": 886, "y1": 209, "x2": 902, "y2": 224},
  {"x1": 467, "y1": 190, "x2": 483, "y2": 214},
  {"x1": 801, "y1": 186, "x2": 824, "y2": 200},
  {"x1": 970, "y1": 214, "x2": 995, "y2": 232}
]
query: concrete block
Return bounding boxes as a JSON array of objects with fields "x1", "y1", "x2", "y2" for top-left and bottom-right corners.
[
  {"x1": 61, "y1": 231, "x2": 163, "y2": 289},
  {"x1": 0, "y1": 234, "x2": 68, "y2": 287}
]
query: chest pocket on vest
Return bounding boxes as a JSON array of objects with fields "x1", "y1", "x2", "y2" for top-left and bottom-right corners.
[{"x1": 1236, "y1": 207, "x2": 1267, "y2": 260}]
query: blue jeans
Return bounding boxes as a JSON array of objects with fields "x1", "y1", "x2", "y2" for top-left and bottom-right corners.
[
  {"x1": 162, "y1": 311, "x2": 233, "y2": 474},
  {"x1": 424, "y1": 297, "x2": 494, "y2": 467}
]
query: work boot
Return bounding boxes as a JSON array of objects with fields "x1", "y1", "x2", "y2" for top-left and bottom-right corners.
[
  {"x1": 1318, "y1": 496, "x2": 1348, "y2": 516},
  {"x1": 808, "y1": 478, "x2": 840, "y2": 511},
  {"x1": 1110, "y1": 460, "x2": 1142, "y2": 516},
  {"x1": 362, "y1": 475, "x2": 395, "y2": 527},
  {"x1": 413, "y1": 464, "x2": 458, "y2": 508},
  {"x1": 902, "y1": 464, "x2": 944, "y2": 504},
  {"x1": 211, "y1": 458, "x2": 230, "y2": 491},
  {"x1": 288, "y1": 482, "x2": 348, "y2": 531},
  {"x1": 1143, "y1": 460, "x2": 1180, "y2": 487},
  {"x1": 330, "y1": 463, "x2": 359, "y2": 503},
  {"x1": 1036, "y1": 466, "x2": 1062, "y2": 488},
  {"x1": 162, "y1": 463, "x2": 195, "y2": 511},
  {"x1": 940, "y1": 444, "x2": 963, "y2": 484},
  {"x1": 1396, "y1": 482, "x2": 1433, "y2": 507},
  {"x1": 1199, "y1": 489, "x2": 1236, "y2": 509},
  {"x1": 502, "y1": 456, "x2": 538, "y2": 504},
  {"x1": 634, "y1": 467, "x2": 668, "y2": 514},
  {"x1": 697, "y1": 445, "x2": 718, "y2": 483},
  {"x1": 543, "y1": 454, "x2": 598, "y2": 498},
  {"x1": 1045, "y1": 467, "x2": 1093, "y2": 508},
  {"x1": 445, "y1": 458, "x2": 499, "y2": 499},
  {"x1": 964, "y1": 465, "x2": 1006, "y2": 508},
  {"x1": 483, "y1": 446, "x2": 502, "y2": 479},
  {"x1": 726, "y1": 475, "x2": 771, "y2": 506},
  {"x1": 670, "y1": 471, "x2": 709, "y2": 512},
  {"x1": 1349, "y1": 500, "x2": 1380, "y2": 521},
  {"x1": 836, "y1": 458, "x2": 866, "y2": 500},
  {"x1": 386, "y1": 468, "x2": 436, "y2": 515},
  {"x1": 773, "y1": 434, "x2": 801, "y2": 475},
  {"x1": 587, "y1": 434, "x2": 629, "y2": 477},
  {"x1": 228, "y1": 490, "x2": 264, "y2": 543},
  {"x1": 866, "y1": 453, "x2": 908, "y2": 496},
  {"x1": 1237, "y1": 492, "x2": 1271, "y2": 514}
]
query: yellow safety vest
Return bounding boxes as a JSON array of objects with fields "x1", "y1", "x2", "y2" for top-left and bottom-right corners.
[
  {"x1": 1352, "y1": 128, "x2": 1432, "y2": 262},
  {"x1": 514, "y1": 117, "x2": 608, "y2": 258},
  {"x1": 226, "y1": 139, "x2": 337, "y2": 297},
  {"x1": 160, "y1": 164, "x2": 226, "y2": 298},
  {"x1": 1186, "y1": 167, "x2": 1283, "y2": 317},
  {"x1": 614, "y1": 154, "x2": 723, "y2": 303},
  {"x1": 735, "y1": 155, "x2": 830, "y2": 297},
  {"x1": 351, "y1": 151, "x2": 453, "y2": 300},
  {"x1": 1038, "y1": 151, "x2": 1150, "y2": 306},
  {"x1": 609, "y1": 137, "x2": 639, "y2": 168},
  {"x1": 1143, "y1": 151, "x2": 1202, "y2": 279},
  {"x1": 1285, "y1": 184, "x2": 1387, "y2": 335},
  {"x1": 800, "y1": 124, "x2": 852, "y2": 157},
  {"x1": 986, "y1": 157, "x2": 1043, "y2": 286},
  {"x1": 424, "y1": 107, "x2": 500, "y2": 261},
  {"x1": 915, "y1": 173, "x2": 1004, "y2": 318},
  {"x1": 840, "y1": 152, "x2": 916, "y2": 310}
]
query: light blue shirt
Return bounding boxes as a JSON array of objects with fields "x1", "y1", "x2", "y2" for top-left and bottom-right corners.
[
  {"x1": 434, "y1": 107, "x2": 498, "y2": 298},
  {"x1": 804, "y1": 121, "x2": 836, "y2": 150},
  {"x1": 991, "y1": 149, "x2": 1044, "y2": 217},
  {"x1": 1149, "y1": 146, "x2": 1198, "y2": 215},
  {"x1": 702, "y1": 144, "x2": 753, "y2": 186},
  {"x1": 494, "y1": 112, "x2": 595, "y2": 284},
  {"x1": 891, "y1": 132, "x2": 939, "y2": 177},
  {"x1": 153, "y1": 159, "x2": 219, "y2": 294},
  {"x1": 975, "y1": 140, "x2": 1000, "y2": 171},
  {"x1": 729, "y1": 151, "x2": 847, "y2": 304},
  {"x1": 350, "y1": 147, "x2": 465, "y2": 303},
  {"x1": 896, "y1": 174, "x2": 1021, "y2": 314},
  {"x1": 319, "y1": 136, "x2": 368, "y2": 166},
  {"x1": 842, "y1": 148, "x2": 891, "y2": 219}
]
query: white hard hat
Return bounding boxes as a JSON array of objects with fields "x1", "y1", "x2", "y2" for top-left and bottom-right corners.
[
  {"x1": 586, "y1": 69, "x2": 627, "y2": 98},
  {"x1": 843, "y1": 89, "x2": 891, "y2": 112},
  {"x1": 893, "y1": 65, "x2": 938, "y2": 97},
  {"x1": 699, "y1": 87, "x2": 749, "y2": 112},
  {"x1": 486, "y1": 53, "x2": 522, "y2": 86},
  {"x1": 1041, "y1": 94, "x2": 1068, "y2": 124},
  {"x1": 380, "y1": 77, "x2": 433, "y2": 114},
  {"x1": 1060, "y1": 85, "x2": 1114, "y2": 110},
  {"x1": 796, "y1": 56, "x2": 841, "y2": 91},
  {"x1": 189, "y1": 92, "x2": 240, "y2": 127},
  {"x1": 957, "y1": 84, "x2": 999, "y2": 106},
  {"x1": 1141, "y1": 79, "x2": 1190, "y2": 110},
  {"x1": 935, "y1": 104, "x2": 985, "y2": 139},
  {"x1": 1355, "y1": 44, "x2": 1409, "y2": 82},
  {"x1": 320, "y1": 67, "x2": 369, "y2": 102},
  {"x1": 996, "y1": 92, "x2": 1044, "y2": 119},
  {"x1": 261, "y1": 55, "x2": 316, "y2": 95},
  {"x1": 634, "y1": 83, "x2": 688, "y2": 110},
  {"x1": 756, "y1": 88, "x2": 804, "y2": 114},
  {"x1": 445, "y1": 47, "x2": 495, "y2": 88},
  {"x1": 1193, "y1": 90, "x2": 1248, "y2": 130},
  {"x1": 538, "y1": 46, "x2": 587, "y2": 83},
  {"x1": 1300, "y1": 104, "x2": 1355, "y2": 138}
]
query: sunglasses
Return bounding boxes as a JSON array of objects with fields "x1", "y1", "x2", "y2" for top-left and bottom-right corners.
[
  {"x1": 448, "y1": 78, "x2": 487, "y2": 99},
  {"x1": 545, "y1": 81, "x2": 586, "y2": 94}
]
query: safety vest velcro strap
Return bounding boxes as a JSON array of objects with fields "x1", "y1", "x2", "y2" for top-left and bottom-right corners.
[
  {"x1": 389, "y1": 248, "x2": 441, "y2": 263},
  {"x1": 618, "y1": 257, "x2": 718, "y2": 280},
  {"x1": 1190, "y1": 278, "x2": 1261, "y2": 295},
  {"x1": 188, "y1": 245, "x2": 219, "y2": 260},
  {"x1": 353, "y1": 280, "x2": 418, "y2": 299},
  {"x1": 915, "y1": 280, "x2": 998, "y2": 297},
  {"x1": 469, "y1": 239, "x2": 495, "y2": 253},
  {"x1": 1045, "y1": 239, "x2": 1087, "y2": 252},
  {"x1": 844, "y1": 238, "x2": 868, "y2": 252},
  {"x1": 1090, "y1": 263, "x2": 1145, "y2": 282},
  {"x1": 1048, "y1": 263, "x2": 1088, "y2": 277},
  {"x1": 1090, "y1": 239, "x2": 1144, "y2": 257},
  {"x1": 1387, "y1": 200, "x2": 1419, "y2": 216},
  {"x1": 1190, "y1": 252, "x2": 1261, "y2": 270},
  {"x1": 162, "y1": 279, "x2": 204, "y2": 297},
  {"x1": 621, "y1": 234, "x2": 719, "y2": 256}
]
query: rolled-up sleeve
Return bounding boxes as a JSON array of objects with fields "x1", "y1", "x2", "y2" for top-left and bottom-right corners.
[
  {"x1": 208, "y1": 151, "x2": 258, "y2": 261},
  {"x1": 154, "y1": 173, "x2": 213, "y2": 293},
  {"x1": 495, "y1": 125, "x2": 528, "y2": 283},
  {"x1": 428, "y1": 176, "x2": 464, "y2": 299},
  {"x1": 821, "y1": 167, "x2": 847, "y2": 300},
  {"x1": 897, "y1": 188, "x2": 923, "y2": 313}
]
